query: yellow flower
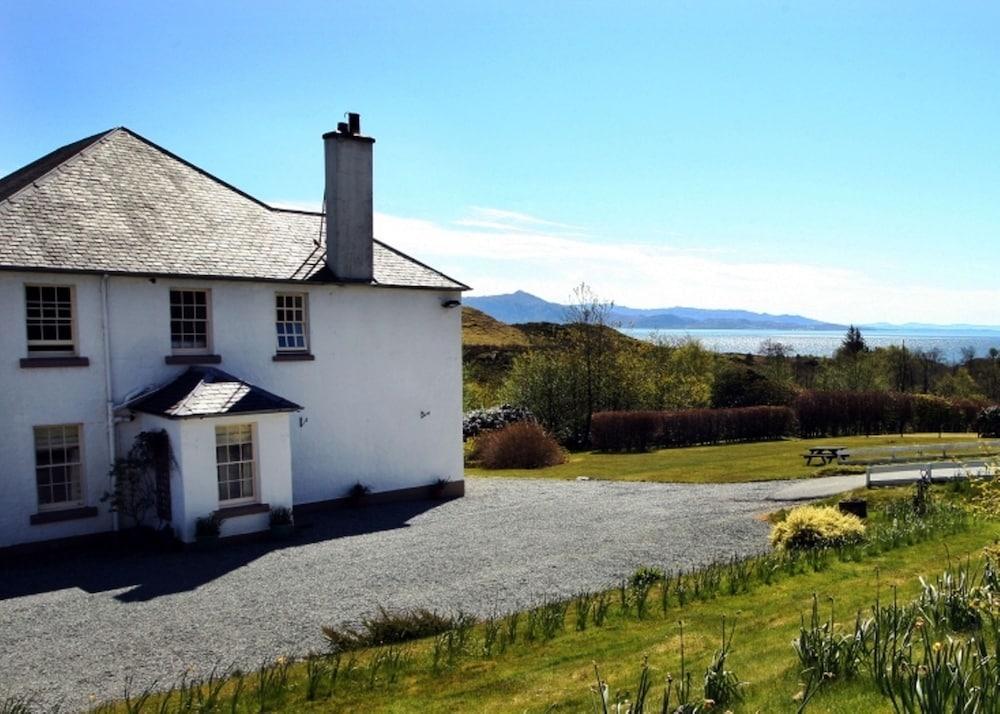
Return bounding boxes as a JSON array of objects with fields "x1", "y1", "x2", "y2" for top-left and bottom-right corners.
[{"x1": 932, "y1": 642, "x2": 943, "y2": 653}]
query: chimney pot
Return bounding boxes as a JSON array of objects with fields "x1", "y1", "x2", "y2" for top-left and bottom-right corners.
[{"x1": 348, "y1": 112, "x2": 361, "y2": 135}]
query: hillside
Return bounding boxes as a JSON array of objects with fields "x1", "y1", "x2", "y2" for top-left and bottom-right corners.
[{"x1": 461, "y1": 306, "x2": 531, "y2": 348}]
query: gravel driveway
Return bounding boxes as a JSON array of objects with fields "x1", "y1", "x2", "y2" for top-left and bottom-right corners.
[{"x1": 0, "y1": 478, "x2": 792, "y2": 710}]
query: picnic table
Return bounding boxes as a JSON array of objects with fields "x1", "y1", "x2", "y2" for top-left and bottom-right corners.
[{"x1": 803, "y1": 446, "x2": 850, "y2": 466}]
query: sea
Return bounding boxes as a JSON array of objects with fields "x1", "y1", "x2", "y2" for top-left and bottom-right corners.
[{"x1": 619, "y1": 328, "x2": 1000, "y2": 362}]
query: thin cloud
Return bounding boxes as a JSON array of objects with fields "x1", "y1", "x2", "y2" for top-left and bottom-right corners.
[{"x1": 371, "y1": 209, "x2": 1000, "y2": 326}]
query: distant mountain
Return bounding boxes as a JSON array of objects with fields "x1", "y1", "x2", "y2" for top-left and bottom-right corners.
[
  {"x1": 863, "y1": 322, "x2": 1000, "y2": 333},
  {"x1": 465, "y1": 291, "x2": 845, "y2": 331}
]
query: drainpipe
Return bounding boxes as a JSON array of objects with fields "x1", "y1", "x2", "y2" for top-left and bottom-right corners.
[{"x1": 101, "y1": 274, "x2": 118, "y2": 532}]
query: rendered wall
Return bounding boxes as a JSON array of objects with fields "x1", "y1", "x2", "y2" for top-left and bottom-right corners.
[
  {"x1": 0, "y1": 270, "x2": 463, "y2": 547},
  {"x1": 0, "y1": 273, "x2": 113, "y2": 547}
]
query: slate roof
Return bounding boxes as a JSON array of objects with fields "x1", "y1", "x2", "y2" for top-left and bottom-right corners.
[
  {"x1": 128, "y1": 366, "x2": 302, "y2": 419},
  {"x1": 0, "y1": 128, "x2": 468, "y2": 290}
]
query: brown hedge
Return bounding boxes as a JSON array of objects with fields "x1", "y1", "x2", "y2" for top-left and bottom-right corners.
[{"x1": 590, "y1": 406, "x2": 796, "y2": 451}]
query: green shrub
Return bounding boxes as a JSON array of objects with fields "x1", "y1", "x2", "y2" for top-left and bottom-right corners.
[
  {"x1": 976, "y1": 405, "x2": 1000, "y2": 438},
  {"x1": 475, "y1": 421, "x2": 566, "y2": 469},
  {"x1": 322, "y1": 607, "x2": 456, "y2": 653},
  {"x1": 770, "y1": 505, "x2": 866, "y2": 550}
]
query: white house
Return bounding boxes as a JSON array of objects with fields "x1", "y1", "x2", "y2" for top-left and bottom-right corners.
[{"x1": 0, "y1": 114, "x2": 468, "y2": 549}]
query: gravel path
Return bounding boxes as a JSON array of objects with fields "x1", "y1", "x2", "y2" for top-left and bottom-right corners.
[{"x1": 0, "y1": 478, "x2": 793, "y2": 710}]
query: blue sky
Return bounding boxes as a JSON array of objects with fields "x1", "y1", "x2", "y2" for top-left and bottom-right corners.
[{"x1": 2, "y1": 1, "x2": 999, "y2": 324}]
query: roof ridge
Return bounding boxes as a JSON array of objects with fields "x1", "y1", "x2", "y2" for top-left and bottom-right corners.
[
  {"x1": 115, "y1": 128, "x2": 278, "y2": 212},
  {"x1": 0, "y1": 128, "x2": 116, "y2": 205}
]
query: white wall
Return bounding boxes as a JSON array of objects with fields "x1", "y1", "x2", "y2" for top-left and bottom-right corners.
[
  {"x1": 175, "y1": 413, "x2": 293, "y2": 542},
  {"x1": 117, "y1": 413, "x2": 184, "y2": 533},
  {"x1": 106, "y1": 275, "x2": 463, "y2": 505},
  {"x1": 0, "y1": 273, "x2": 113, "y2": 547},
  {"x1": 0, "y1": 270, "x2": 463, "y2": 547}
]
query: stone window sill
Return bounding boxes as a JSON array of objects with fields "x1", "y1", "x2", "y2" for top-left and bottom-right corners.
[
  {"x1": 20, "y1": 356, "x2": 90, "y2": 368},
  {"x1": 273, "y1": 352, "x2": 315, "y2": 362},
  {"x1": 216, "y1": 502, "x2": 270, "y2": 519},
  {"x1": 30, "y1": 506, "x2": 99, "y2": 525},
  {"x1": 165, "y1": 354, "x2": 222, "y2": 365}
]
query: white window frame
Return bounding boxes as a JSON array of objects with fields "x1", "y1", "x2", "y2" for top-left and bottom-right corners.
[
  {"x1": 25, "y1": 284, "x2": 77, "y2": 356},
  {"x1": 169, "y1": 288, "x2": 213, "y2": 354},
  {"x1": 215, "y1": 423, "x2": 258, "y2": 506},
  {"x1": 33, "y1": 424, "x2": 85, "y2": 512},
  {"x1": 274, "y1": 292, "x2": 310, "y2": 353}
]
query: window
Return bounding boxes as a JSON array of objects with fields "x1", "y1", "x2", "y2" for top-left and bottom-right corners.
[
  {"x1": 275, "y1": 293, "x2": 308, "y2": 352},
  {"x1": 25, "y1": 285, "x2": 75, "y2": 355},
  {"x1": 170, "y1": 289, "x2": 210, "y2": 351},
  {"x1": 215, "y1": 424, "x2": 256, "y2": 504},
  {"x1": 34, "y1": 425, "x2": 83, "y2": 510}
]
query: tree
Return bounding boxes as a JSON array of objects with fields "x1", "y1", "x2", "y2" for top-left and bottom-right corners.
[
  {"x1": 915, "y1": 347, "x2": 944, "y2": 394},
  {"x1": 711, "y1": 364, "x2": 793, "y2": 408},
  {"x1": 934, "y1": 367, "x2": 985, "y2": 400},
  {"x1": 563, "y1": 283, "x2": 616, "y2": 444},
  {"x1": 837, "y1": 325, "x2": 867, "y2": 358},
  {"x1": 881, "y1": 344, "x2": 915, "y2": 392},
  {"x1": 758, "y1": 339, "x2": 794, "y2": 385}
]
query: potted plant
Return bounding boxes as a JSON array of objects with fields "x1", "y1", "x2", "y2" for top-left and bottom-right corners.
[
  {"x1": 431, "y1": 477, "x2": 451, "y2": 499},
  {"x1": 347, "y1": 481, "x2": 371, "y2": 507},
  {"x1": 269, "y1": 506, "x2": 295, "y2": 539},
  {"x1": 194, "y1": 512, "x2": 223, "y2": 550}
]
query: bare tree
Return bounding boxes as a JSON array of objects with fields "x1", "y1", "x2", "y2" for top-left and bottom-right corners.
[{"x1": 564, "y1": 283, "x2": 615, "y2": 444}]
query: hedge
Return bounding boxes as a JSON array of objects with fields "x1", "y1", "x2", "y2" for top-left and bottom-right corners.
[
  {"x1": 794, "y1": 390, "x2": 988, "y2": 437},
  {"x1": 591, "y1": 392, "x2": 993, "y2": 450},
  {"x1": 590, "y1": 406, "x2": 796, "y2": 451}
]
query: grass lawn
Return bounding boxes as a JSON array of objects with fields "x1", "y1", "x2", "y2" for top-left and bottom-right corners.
[
  {"x1": 467, "y1": 432, "x2": 995, "y2": 484},
  {"x1": 340, "y1": 524, "x2": 999, "y2": 713},
  {"x1": 96, "y1": 500, "x2": 997, "y2": 713},
  {"x1": 87, "y1": 481, "x2": 1000, "y2": 714}
]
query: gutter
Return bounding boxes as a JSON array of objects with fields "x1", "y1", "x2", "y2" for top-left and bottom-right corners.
[{"x1": 100, "y1": 274, "x2": 118, "y2": 532}]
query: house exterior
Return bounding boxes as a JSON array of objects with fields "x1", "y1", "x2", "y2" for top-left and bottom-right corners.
[{"x1": 0, "y1": 115, "x2": 468, "y2": 549}]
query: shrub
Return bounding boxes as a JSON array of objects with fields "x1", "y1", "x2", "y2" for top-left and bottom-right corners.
[
  {"x1": 322, "y1": 607, "x2": 457, "y2": 653},
  {"x1": 462, "y1": 404, "x2": 534, "y2": 440},
  {"x1": 770, "y1": 506, "x2": 866, "y2": 550},
  {"x1": 976, "y1": 405, "x2": 1000, "y2": 438},
  {"x1": 475, "y1": 421, "x2": 566, "y2": 469},
  {"x1": 194, "y1": 512, "x2": 223, "y2": 538},
  {"x1": 269, "y1": 507, "x2": 293, "y2": 527}
]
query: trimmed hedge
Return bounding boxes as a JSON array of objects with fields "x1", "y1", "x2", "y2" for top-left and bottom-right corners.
[
  {"x1": 794, "y1": 390, "x2": 989, "y2": 437},
  {"x1": 590, "y1": 406, "x2": 796, "y2": 451},
  {"x1": 591, "y1": 391, "x2": 994, "y2": 450}
]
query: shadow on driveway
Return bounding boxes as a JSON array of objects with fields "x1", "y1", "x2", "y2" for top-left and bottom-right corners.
[{"x1": 0, "y1": 499, "x2": 447, "y2": 603}]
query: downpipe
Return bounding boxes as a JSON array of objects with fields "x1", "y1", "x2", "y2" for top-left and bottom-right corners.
[{"x1": 101, "y1": 274, "x2": 118, "y2": 532}]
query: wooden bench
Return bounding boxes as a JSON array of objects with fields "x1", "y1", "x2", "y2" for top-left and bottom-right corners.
[{"x1": 803, "y1": 446, "x2": 849, "y2": 466}]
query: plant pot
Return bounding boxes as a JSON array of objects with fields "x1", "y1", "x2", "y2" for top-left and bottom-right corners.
[
  {"x1": 194, "y1": 534, "x2": 219, "y2": 551},
  {"x1": 838, "y1": 499, "x2": 868, "y2": 520},
  {"x1": 270, "y1": 523, "x2": 295, "y2": 540}
]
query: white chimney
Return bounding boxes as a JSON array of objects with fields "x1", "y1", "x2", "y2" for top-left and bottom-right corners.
[{"x1": 323, "y1": 113, "x2": 374, "y2": 282}]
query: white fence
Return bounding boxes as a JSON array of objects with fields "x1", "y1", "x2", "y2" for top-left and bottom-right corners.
[
  {"x1": 847, "y1": 439, "x2": 1000, "y2": 465},
  {"x1": 866, "y1": 460, "x2": 996, "y2": 488}
]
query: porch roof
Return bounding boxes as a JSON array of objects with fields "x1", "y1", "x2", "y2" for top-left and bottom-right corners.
[{"x1": 128, "y1": 366, "x2": 302, "y2": 419}]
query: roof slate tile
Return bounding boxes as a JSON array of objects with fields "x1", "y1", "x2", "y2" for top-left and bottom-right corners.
[{"x1": 0, "y1": 129, "x2": 468, "y2": 290}]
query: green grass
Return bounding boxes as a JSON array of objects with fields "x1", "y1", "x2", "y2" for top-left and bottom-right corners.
[
  {"x1": 93, "y1": 502, "x2": 999, "y2": 714},
  {"x1": 467, "y1": 432, "x2": 995, "y2": 484}
]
